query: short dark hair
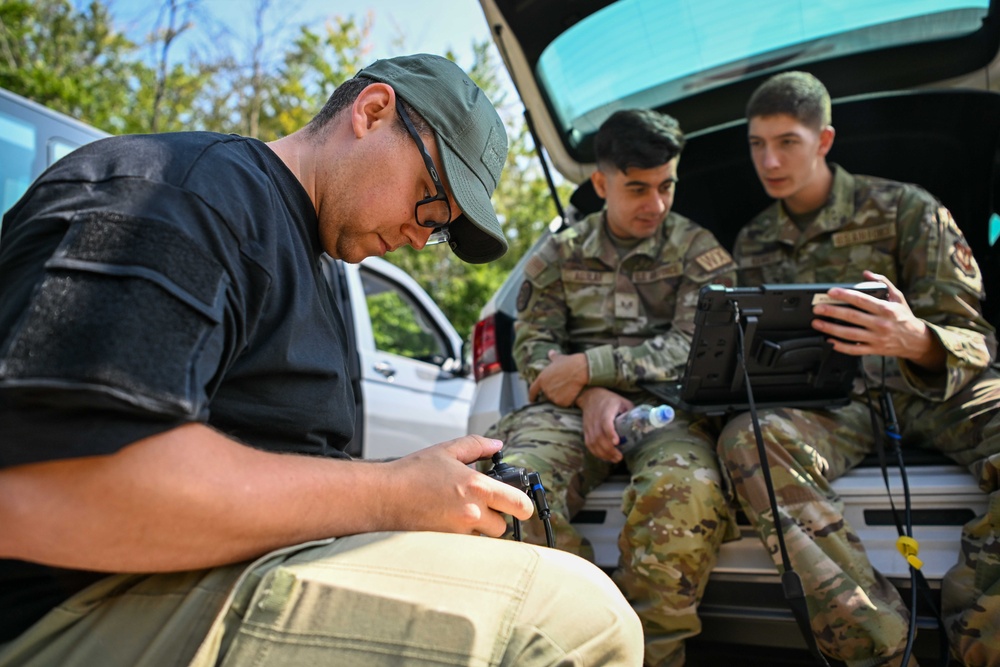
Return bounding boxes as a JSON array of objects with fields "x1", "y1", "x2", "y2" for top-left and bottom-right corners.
[
  {"x1": 593, "y1": 108, "x2": 685, "y2": 173},
  {"x1": 746, "y1": 71, "x2": 831, "y2": 130},
  {"x1": 305, "y1": 76, "x2": 429, "y2": 138}
]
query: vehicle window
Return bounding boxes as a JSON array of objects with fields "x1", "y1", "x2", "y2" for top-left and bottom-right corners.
[
  {"x1": 0, "y1": 111, "x2": 36, "y2": 215},
  {"x1": 49, "y1": 138, "x2": 78, "y2": 165},
  {"x1": 538, "y1": 0, "x2": 989, "y2": 138},
  {"x1": 360, "y1": 267, "x2": 451, "y2": 364}
]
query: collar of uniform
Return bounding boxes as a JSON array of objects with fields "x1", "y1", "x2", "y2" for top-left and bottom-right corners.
[
  {"x1": 759, "y1": 203, "x2": 799, "y2": 248},
  {"x1": 582, "y1": 209, "x2": 667, "y2": 267},
  {"x1": 579, "y1": 210, "x2": 610, "y2": 261},
  {"x1": 823, "y1": 163, "x2": 857, "y2": 230},
  {"x1": 772, "y1": 163, "x2": 857, "y2": 248}
]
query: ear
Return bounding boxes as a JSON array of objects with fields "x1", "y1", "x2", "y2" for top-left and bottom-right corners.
[
  {"x1": 351, "y1": 82, "x2": 396, "y2": 139},
  {"x1": 817, "y1": 125, "x2": 835, "y2": 157},
  {"x1": 591, "y1": 169, "x2": 608, "y2": 200}
]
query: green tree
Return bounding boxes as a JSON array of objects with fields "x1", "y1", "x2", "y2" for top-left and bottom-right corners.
[
  {"x1": 188, "y1": 3, "x2": 371, "y2": 141},
  {"x1": 132, "y1": 0, "x2": 214, "y2": 134},
  {"x1": 0, "y1": 0, "x2": 138, "y2": 130},
  {"x1": 267, "y1": 13, "x2": 372, "y2": 139},
  {"x1": 0, "y1": 0, "x2": 213, "y2": 134}
]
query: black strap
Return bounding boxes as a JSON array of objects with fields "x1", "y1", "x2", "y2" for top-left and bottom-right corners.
[
  {"x1": 862, "y1": 371, "x2": 950, "y2": 667},
  {"x1": 733, "y1": 309, "x2": 831, "y2": 667}
]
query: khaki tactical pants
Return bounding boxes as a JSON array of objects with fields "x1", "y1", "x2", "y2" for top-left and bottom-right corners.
[{"x1": 0, "y1": 532, "x2": 644, "y2": 667}]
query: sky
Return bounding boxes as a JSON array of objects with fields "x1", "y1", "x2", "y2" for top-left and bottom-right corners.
[{"x1": 112, "y1": 0, "x2": 497, "y2": 72}]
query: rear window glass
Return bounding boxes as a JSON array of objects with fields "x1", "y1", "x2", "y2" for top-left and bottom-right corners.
[
  {"x1": 538, "y1": 0, "x2": 990, "y2": 137},
  {"x1": 0, "y1": 112, "x2": 36, "y2": 216}
]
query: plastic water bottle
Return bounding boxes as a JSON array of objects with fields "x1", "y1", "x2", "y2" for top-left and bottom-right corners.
[{"x1": 614, "y1": 404, "x2": 675, "y2": 453}]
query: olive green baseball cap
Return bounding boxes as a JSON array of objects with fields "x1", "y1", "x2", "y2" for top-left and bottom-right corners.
[{"x1": 356, "y1": 54, "x2": 509, "y2": 263}]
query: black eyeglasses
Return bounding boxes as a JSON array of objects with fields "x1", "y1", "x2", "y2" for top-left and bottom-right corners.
[{"x1": 396, "y1": 99, "x2": 452, "y2": 246}]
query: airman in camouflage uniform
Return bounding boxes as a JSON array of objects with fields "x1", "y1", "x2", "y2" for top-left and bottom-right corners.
[
  {"x1": 717, "y1": 71, "x2": 1000, "y2": 667},
  {"x1": 488, "y1": 109, "x2": 738, "y2": 667}
]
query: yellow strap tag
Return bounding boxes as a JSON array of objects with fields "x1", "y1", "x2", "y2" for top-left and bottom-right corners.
[{"x1": 896, "y1": 536, "x2": 924, "y2": 570}]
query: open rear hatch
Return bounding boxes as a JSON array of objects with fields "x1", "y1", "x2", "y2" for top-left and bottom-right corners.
[
  {"x1": 481, "y1": 0, "x2": 1000, "y2": 177},
  {"x1": 480, "y1": 0, "x2": 1000, "y2": 327}
]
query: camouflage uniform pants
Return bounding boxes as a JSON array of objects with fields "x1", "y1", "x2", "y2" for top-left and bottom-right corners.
[
  {"x1": 717, "y1": 368, "x2": 1000, "y2": 667},
  {"x1": 488, "y1": 401, "x2": 733, "y2": 667}
]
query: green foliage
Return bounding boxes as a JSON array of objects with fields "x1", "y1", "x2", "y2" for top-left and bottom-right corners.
[
  {"x1": 366, "y1": 290, "x2": 440, "y2": 360},
  {"x1": 0, "y1": 0, "x2": 139, "y2": 130},
  {"x1": 264, "y1": 15, "x2": 372, "y2": 140}
]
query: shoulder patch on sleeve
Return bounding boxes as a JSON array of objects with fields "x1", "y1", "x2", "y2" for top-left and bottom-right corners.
[
  {"x1": 951, "y1": 238, "x2": 976, "y2": 278},
  {"x1": 694, "y1": 247, "x2": 735, "y2": 273},
  {"x1": 523, "y1": 242, "x2": 561, "y2": 289}
]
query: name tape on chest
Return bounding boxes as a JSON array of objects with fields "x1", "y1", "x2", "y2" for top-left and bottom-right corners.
[
  {"x1": 739, "y1": 249, "x2": 784, "y2": 269},
  {"x1": 632, "y1": 264, "x2": 683, "y2": 283},
  {"x1": 562, "y1": 269, "x2": 615, "y2": 284},
  {"x1": 831, "y1": 223, "x2": 896, "y2": 248}
]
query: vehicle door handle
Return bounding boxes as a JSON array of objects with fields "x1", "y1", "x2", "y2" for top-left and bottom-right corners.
[{"x1": 373, "y1": 361, "x2": 396, "y2": 378}]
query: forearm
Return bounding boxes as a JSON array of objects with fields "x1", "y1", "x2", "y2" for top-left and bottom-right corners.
[
  {"x1": 902, "y1": 320, "x2": 947, "y2": 371},
  {"x1": 0, "y1": 423, "x2": 400, "y2": 572},
  {"x1": 512, "y1": 272, "x2": 570, "y2": 384},
  {"x1": 585, "y1": 329, "x2": 691, "y2": 390},
  {"x1": 513, "y1": 327, "x2": 565, "y2": 386},
  {"x1": 894, "y1": 194, "x2": 994, "y2": 391},
  {"x1": 900, "y1": 320, "x2": 994, "y2": 398}
]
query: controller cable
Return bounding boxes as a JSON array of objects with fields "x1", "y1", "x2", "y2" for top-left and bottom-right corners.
[
  {"x1": 731, "y1": 302, "x2": 832, "y2": 667},
  {"x1": 733, "y1": 301, "x2": 947, "y2": 667},
  {"x1": 861, "y1": 360, "x2": 949, "y2": 667}
]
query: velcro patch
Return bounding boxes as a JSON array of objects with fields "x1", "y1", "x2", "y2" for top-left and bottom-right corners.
[
  {"x1": 831, "y1": 223, "x2": 896, "y2": 248},
  {"x1": 524, "y1": 254, "x2": 548, "y2": 280},
  {"x1": 694, "y1": 247, "x2": 734, "y2": 273},
  {"x1": 46, "y1": 212, "x2": 226, "y2": 318},
  {"x1": 615, "y1": 292, "x2": 639, "y2": 319},
  {"x1": 0, "y1": 211, "x2": 227, "y2": 419},
  {"x1": 480, "y1": 121, "x2": 506, "y2": 188}
]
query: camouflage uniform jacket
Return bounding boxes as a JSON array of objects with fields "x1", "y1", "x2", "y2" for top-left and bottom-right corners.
[
  {"x1": 513, "y1": 209, "x2": 735, "y2": 394},
  {"x1": 734, "y1": 163, "x2": 997, "y2": 401}
]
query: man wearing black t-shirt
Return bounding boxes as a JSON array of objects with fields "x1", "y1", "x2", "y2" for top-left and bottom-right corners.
[{"x1": 0, "y1": 54, "x2": 642, "y2": 667}]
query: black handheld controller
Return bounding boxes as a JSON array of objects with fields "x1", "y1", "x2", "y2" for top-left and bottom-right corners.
[
  {"x1": 485, "y1": 451, "x2": 532, "y2": 491},
  {"x1": 483, "y1": 451, "x2": 554, "y2": 547}
]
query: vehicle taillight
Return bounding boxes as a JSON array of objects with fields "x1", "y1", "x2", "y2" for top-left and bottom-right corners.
[{"x1": 472, "y1": 314, "x2": 501, "y2": 382}]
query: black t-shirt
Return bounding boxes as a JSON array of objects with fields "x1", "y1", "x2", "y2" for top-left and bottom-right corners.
[{"x1": 0, "y1": 132, "x2": 355, "y2": 640}]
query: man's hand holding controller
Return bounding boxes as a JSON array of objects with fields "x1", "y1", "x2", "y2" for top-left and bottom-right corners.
[{"x1": 379, "y1": 435, "x2": 533, "y2": 538}]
